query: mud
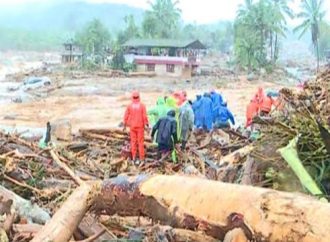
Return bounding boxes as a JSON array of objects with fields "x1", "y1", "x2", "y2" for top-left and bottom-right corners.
[{"x1": 0, "y1": 75, "x2": 284, "y2": 133}]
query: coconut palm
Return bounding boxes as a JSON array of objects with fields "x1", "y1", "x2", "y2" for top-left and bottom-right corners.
[
  {"x1": 294, "y1": 0, "x2": 326, "y2": 70},
  {"x1": 237, "y1": 0, "x2": 254, "y2": 19},
  {"x1": 268, "y1": 0, "x2": 294, "y2": 61},
  {"x1": 143, "y1": 0, "x2": 181, "y2": 38}
]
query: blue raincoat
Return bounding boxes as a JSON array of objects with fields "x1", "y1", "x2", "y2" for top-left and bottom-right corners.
[
  {"x1": 210, "y1": 91, "x2": 224, "y2": 122},
  {"x1": 200, "y1": 93, "x2": 213, "y2": 131},
  {"x1": 192, "y1": 95, "x2": 202, "y2": 128},
  {"x1": 215, "y1": 104, "x2": 235, "y2": 127}
]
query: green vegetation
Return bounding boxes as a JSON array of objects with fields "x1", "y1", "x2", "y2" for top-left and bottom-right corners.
[
  {"x1": 142, "y1": 0, "x2": 181, "y2": 38},
  {"x1": 294, "y1": 0, "x2": 326, "y2": 70},
  {"x1": 117, "y1": 14, "x2": 141, "y2": 45},
  {"x1": 319, "y1": 21, "x2": 330, "y2": 58},
  {"x1": 1, "y1": 0, "x2": 329, "y2": 71},
  {"x1": 234, "y1": 0, "x2": 293, "y2": 71},
  {"x1": 76, "y1": 19, "x2": 112, "y2": 56},
  {"x1": 0, "y1": 27, "x2": 62, "y2": 51}
]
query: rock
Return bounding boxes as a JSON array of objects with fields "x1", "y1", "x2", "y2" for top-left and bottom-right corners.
[{"x1": 51, "y1": 119, "x2": 72, "y2": 141}]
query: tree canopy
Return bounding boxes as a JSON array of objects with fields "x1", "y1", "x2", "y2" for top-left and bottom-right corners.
[
  {"x1": 234, "y1": 0, "x2": 293, "y2": 71},
  {"x1": 142, "y1": 0, "x2": 182, "y2": 38},
  {"x1": 76, "y1": 19, "x2": 112, "y2": 56},
  {"x1": 294, "y1": 0, "x2": 326, "y2": 70}
]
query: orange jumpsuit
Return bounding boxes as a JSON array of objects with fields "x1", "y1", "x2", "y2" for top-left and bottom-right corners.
[
  {"x1": 246, "y1": 100, "x2": 259, "y2": 127},
  {"x1": 124, "y1": 92, "x2": 149, "y2": 160},
  {"x1": 260, "y1": 96, "x2": 274, "y2": 114},
  {"x1": 253, "y1": 87, "x2": 265, "y2": 111}
]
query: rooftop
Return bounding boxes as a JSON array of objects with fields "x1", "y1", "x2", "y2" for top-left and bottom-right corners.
[{"x1": 123, "y1": 39, "x2": 206, "y2": 49}]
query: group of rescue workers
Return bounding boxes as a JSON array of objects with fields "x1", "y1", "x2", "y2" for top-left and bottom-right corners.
[
  {"x1": 123, "y1": 87, "x2": 279, "y2": 164},
  {"x1": 245, "y1": 87, "x2": 279, "y2": 128}
]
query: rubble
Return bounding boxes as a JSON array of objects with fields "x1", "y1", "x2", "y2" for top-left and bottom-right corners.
[
  {"x1": 0, "y1": 125, "x2": 251, "y2": 241},
  {"x1": 0, "y1": 68, "x2": 330, "y2": 241},
  {"x1": 248, "y1": 68, "x2": 330, "y2": 195}
]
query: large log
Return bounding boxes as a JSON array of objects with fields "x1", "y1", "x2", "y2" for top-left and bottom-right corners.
[
  {"x1": 94, "y1": 175, "x2": 330, "y2": 242},
  {"x1": 0, "y1": 185, "x2": 50, "y2": 224},
  {"x1": 12, "y1": 224, "x2": 42, "y2": 234},
  {"x1": 32, "y1": 182, "x2": 101, "y2": 242}
]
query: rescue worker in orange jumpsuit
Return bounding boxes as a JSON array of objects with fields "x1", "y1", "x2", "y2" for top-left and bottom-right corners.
[
  {"x1": 245, "y1": 99, "x2": 259, "y2": 128},
  {"x1": 260, "y1": 93, "x2": 275, "y2": 116},
  {"x1": 123, "y1": 91, "x2": 149, "y2": 164},
  {"x1": 253, "y1": 87, "x2": 265, "y2": 111}
]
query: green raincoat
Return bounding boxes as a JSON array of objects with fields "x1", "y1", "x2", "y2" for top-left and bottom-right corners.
[{"x1": 148, "y1": 97, "x2": 168, "y2": 127}]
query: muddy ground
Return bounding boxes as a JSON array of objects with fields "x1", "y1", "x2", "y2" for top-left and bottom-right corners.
[
  {"x1": 0, "y1": 52, "x2": 298, "y2": 134},
  {"x1": 0, "y1": 73, "x2": 285, "y2": 134}
]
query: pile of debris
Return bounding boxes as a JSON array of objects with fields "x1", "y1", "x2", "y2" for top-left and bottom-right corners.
[
  {"x1": 1, "y1": 69, "x2": 330, "y2": 242},
  {"x1": 250, "y1": 67, "x2": 330, "y2": 195},
  {"x1": 0, "y1": 126, "x2": 253, "y2": 241}
]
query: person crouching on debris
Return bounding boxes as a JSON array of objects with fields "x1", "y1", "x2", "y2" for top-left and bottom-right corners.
[
  {"x1": 123, "y1": 91, "x2": 149, "y2": 165},
  {"x1": 151, "y1": 110, "x2": 178, "y2": 160},
  {"x1": 192, "y1": 94, "x2": 202, "y2": 128},
  {"x1": 246, "y1": 99, "x2": 259, "y2": 128},
  {"x1": 260, "y1": 92, "x2": 275, "y2": 116},
  {"x1": 253, "y1": 87, "x2": 265, "y2": 111},
  {"x1": 200, "y1": 93, "x2": 213, "y2": 132},
  {"x1": 213, "y1": 101, "x2": 235, "y2": 129},
  {"x1": 210, "y1": 89, "x2": 224, "y2": 123},
  {"x1": 179, "y1": 100, "x2": 194, "y2": 150}
]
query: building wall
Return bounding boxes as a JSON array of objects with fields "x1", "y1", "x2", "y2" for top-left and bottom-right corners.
[{"x1": 136, "y1": 64, "x2": 186, "y2": 77}]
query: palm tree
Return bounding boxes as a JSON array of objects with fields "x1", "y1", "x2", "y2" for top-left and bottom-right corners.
[
  {"x1": 269, "y1": 0, "x2": 294, "y2": 61},
  {"x1": 146, "y1": 0, "x2": 182, "y2": 38},
  {"x1": 294, "y1": 0, "x2": 326, "y2": 71},
  {"x1": 237, "y1": 0, "x2": 254, "y2": 19}
]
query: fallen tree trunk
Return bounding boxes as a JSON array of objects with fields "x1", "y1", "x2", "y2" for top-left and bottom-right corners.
[
  {"x1": 12, "y1": 224, "x2": 43, "y2": 234},
  {"x1": 32, "y1": 182, "x2": 101, "y2": 242},
  {"x1": 0, "y1": 185, "x2": 50, "y2": 224},
  {"x1": 217, "y1": 145, "x2": 254, "y2": 166},
  {"x1": 93, "y1": 175, "x2": 330, "y2": 242},
  {"x1": 50, "y1": 150, "x2": 84, "y2": 185}
]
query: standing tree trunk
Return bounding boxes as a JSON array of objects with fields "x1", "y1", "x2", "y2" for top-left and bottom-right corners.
[
  {"x1": 316, "y1": 39, "x2": 320, "y2": 71},
  {"x1": 270, "y1": 31, "x2": 273, "y2": 62},
  {"x1": 274, "y1": 33, "x2": 278, "y2": 63}
]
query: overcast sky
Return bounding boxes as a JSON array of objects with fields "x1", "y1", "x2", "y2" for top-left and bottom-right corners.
[{"x1": 0, "y1": 0, "x2": 329, "y2": 24}]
